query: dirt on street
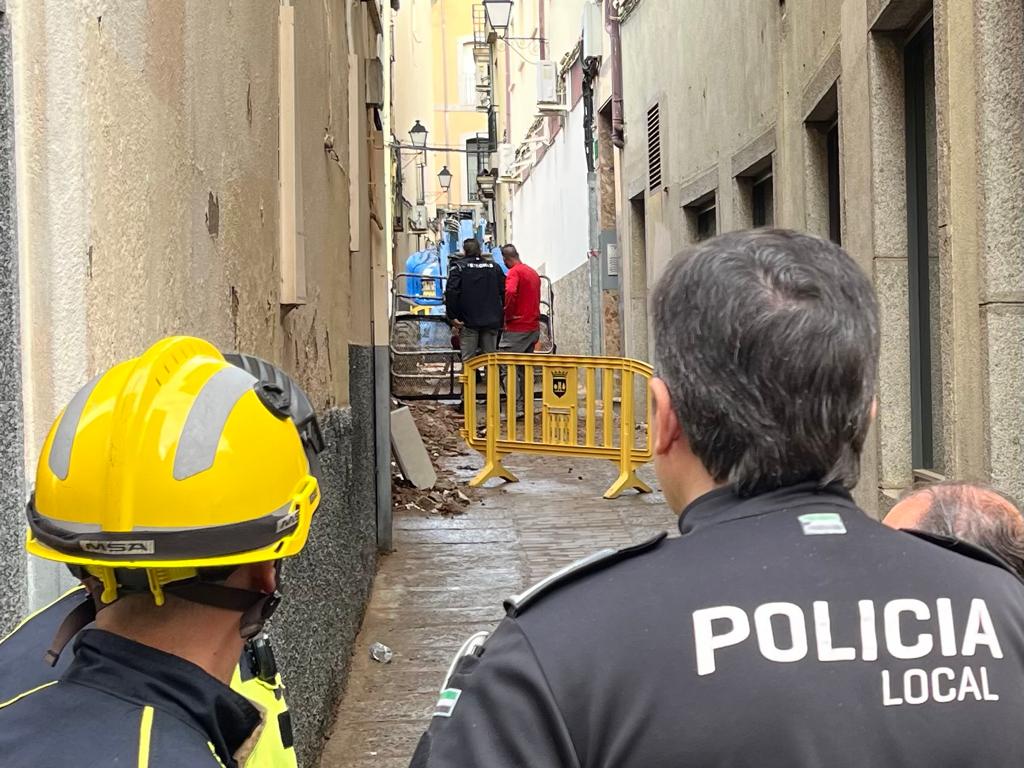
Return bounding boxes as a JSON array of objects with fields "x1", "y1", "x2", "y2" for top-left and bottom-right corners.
[{"x1": 391, "y1": 401, "x2": 477, "y2": 516}]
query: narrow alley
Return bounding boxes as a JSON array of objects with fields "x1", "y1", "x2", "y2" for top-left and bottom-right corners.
[{"x1": 319, "y1": 407, "x2": 672, "y2": 768}]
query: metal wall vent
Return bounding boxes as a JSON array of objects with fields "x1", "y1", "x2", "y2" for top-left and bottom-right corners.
[{"x1": 647, "y1": 103, "x2": 663, "y2": 192}]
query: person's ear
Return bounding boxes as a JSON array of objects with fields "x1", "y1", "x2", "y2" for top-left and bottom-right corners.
[
  {"x1": 228, "y1": 562, "x2": 278, "y2": 594},
  {"x1": 870, "y1": 397, "x2": 878, "y2": 424},
  {"x1": 650, "y1": 378, "x2": 681, "y2": 457}
]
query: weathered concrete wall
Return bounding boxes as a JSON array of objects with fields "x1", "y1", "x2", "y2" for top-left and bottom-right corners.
[
  {"x1": 617, "y1": 0, "x2": 1024, "y2": 510},
  {"x1": 552, "y1": 261, "x2": 592, "y2": 356},
  {"x1": 620, "y1": 0, "x2": 778, "y2": 260},
  {"x1": 0, "y1": 8, "x2": 24, "y2": 635},
  {"x1": 9, "y1": 0, "x2": 382, "y2": 760}
]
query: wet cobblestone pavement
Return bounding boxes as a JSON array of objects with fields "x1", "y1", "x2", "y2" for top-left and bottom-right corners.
[{"x1": 319, "y1": 448, "x2": 676, "y2": 767}]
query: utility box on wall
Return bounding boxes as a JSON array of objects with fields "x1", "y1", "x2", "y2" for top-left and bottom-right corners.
[{"x1": 582, "y1": 1, "x2": 603, "y2": 60}]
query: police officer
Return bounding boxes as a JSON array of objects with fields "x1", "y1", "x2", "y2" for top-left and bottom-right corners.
[
  {"x1": 411, "y1": 230, "x2": 1024, "y2": 767},
  {"x1": 444, "y1": 237, "x2": 505, "y2": 362},
  {"x1": 0, "y1": 337, "x2": 323, "y2": 767}
]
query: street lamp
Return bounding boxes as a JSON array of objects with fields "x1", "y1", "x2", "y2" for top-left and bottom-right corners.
[
  {"x1": 409, "y1": 120, "x2": 428, "y2": 150},
  {"x1": 476, "y1": 167, "x2": 497, "y2": 200},
  {"x1": 483, "y1": 0, "x2": 513, "y2": 38},
  {"x1": 437, "y1": 165, "x2": 453, "y2": 193}
]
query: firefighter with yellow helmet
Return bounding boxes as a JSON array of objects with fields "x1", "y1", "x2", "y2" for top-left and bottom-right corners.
[{"x1": 0, "y1": 337, "x2": 322, "y2": 767}]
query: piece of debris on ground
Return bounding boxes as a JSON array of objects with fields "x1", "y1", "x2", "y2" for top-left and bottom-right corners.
[{"x1": 392, "y1": 400, "x2": 478, "y2": 516}]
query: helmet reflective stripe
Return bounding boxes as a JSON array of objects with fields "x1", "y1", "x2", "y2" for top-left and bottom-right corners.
[
  {"x1": 28, "y1": 498, "x2": 303, "y2": 561},
  {"x1": 174, "y1": 366, "x2": 259, "y2": 481},
  {"x1": 48, "y1": 375, "x2": 102, "y2": 481}
]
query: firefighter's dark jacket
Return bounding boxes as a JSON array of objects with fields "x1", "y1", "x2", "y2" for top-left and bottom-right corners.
[
  {"x1": 0, "y1": 592, "x2": 261, "y2": 767},
  {"x1": 444, "y1": 257, "x2": 505, "y2": 331},
  {"x1": 413, "y1": 482, "x2": 1024, "y2": 768}
]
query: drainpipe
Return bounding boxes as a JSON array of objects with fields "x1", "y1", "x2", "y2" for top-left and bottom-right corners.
[
  {"x1": 538, "y1": 0, "x2": 547, "y2": 59},
  {"x1": 605, "y1": 0, "x2": 625, "y2": 148},
  {"x1": 376, "y1": 0, "x2": 394, "y2": 552}
]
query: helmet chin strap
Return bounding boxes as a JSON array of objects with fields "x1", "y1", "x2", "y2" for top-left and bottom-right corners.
[
  {"x1": 45, "y1": 566, "x2": 285, "y2": 666},
  {"x1": 164, "y1": 581, "x2": 282, "y2": 639}
]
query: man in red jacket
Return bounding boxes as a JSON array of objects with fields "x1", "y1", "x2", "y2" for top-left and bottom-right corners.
[
  {"x1": 499, "y1": 244, "x2": 542, "y2": 415},
  {"x1": 499, "y1": 244, "x2": 541, "y2": 352}
]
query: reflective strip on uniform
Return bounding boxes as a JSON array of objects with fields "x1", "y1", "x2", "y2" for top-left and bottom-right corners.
[
  {"x1": 208, "y1": 742, "x2": 228, "y2": 767},
  {"x1": 174, "y1": 366, "x2": 258, "y2": 480},
  {"x1": 48, "y1": 376, "x2": 102, "y2": 480},
  {"x1": 137, "y1": 705, "x2": 154, "y2": 768},
  {"x1": 0, "y1": 681, "x2": 58, "y2": 710},
  {"x1": 28, "y1": 498, "x2": 300, "y2": 561}
]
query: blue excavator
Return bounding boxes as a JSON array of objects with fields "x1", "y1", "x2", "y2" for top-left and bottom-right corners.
[{"x1": 390, "y1": 218, "x2": 554, "y2": 400}]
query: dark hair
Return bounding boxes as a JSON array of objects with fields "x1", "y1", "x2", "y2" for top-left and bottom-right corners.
[
  {"x1": 650, "y1": 229, "x2": 879, "y2": 496},
  {"x1": 501, "y1": 244, "x2": 519, "y2": 260},
  {"x1": 901, "y1": 482, "x2": 1024, "y2": 578},
  {"x1": 463, "y1": 238, "x2": 482, "y2": 258}
]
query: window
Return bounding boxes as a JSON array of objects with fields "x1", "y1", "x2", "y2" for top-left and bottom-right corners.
[
  {"x1": 806, "y1": 83, "x2": 841, "y2": 244},
  {"x1": 458, "y1": 42, "x2": 476, "y2": 106},
  {"x1": 685, "y1": 193, "x2": 717, "y2": 242},
  {"x1": 465, "y1": 137, "x2": 487, "y2": 202},
  {"x1": 736, "y1": 155, "x2": 774, "y2": 228},
  {"x1": 905, "y1": 18, "x2": 942, "y2": 473},
  {"x1": 826, "y1": 121, "x2": 841, "y2": 245},
  {"x1": 752, "y1": 172, "x2": 774, "y2": 228},
  {"x1": 696, "y1": 201, "x2": 717, "y2": 241}
]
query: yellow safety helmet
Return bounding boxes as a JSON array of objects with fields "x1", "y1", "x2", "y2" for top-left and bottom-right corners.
[{"x1": 25, "y1": 337, "x2": 322, "y2": 656}]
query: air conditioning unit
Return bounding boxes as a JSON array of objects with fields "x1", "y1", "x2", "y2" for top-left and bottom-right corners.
[
  {"x1": 497, "y1": 143, "x2": 516, "y2": 181},
  {"x1": 476, "y1": 90, "x2": 492, "y2": 111},
  {"x1": 537, "y1": 61, "x2": 559, "y2": 104},
  {"x1": 409, "y1": 205, "x2": 428, "y2": 232}
]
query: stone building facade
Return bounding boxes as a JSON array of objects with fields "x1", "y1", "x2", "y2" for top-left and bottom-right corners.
[
  {"x1": 2, "y1": 1, "x2": 393, "y2": 763},
  {"x1": 616, "y1": 0, "x2": 1023, "y2": 512}
]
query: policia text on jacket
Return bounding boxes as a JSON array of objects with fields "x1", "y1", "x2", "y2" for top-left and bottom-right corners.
[{"x1": 694, "y1": 598, "x2": 1003, "y2": 705}]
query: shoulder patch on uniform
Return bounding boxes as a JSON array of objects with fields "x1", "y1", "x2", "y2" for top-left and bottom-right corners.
[
  {"x1": 504, "y1": 532, "x2": 668, "y2": 618},
  {"x1": 903, "y1": 529, "x2": 1023, "y2": 581}
]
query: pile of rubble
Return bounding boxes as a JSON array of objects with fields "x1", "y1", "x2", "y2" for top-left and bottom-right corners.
[
  {"x1": 392, "y1": 400, "x2": 476, "y2": 516},
  {"x1": 405, "y1": 401, "x2": 465, "y2": 457},
  {"x1": 392, "y1": 475, "x2": 475, "y2": 516}
]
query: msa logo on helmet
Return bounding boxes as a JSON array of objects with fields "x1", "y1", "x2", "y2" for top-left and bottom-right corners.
[
  {"x1": 79, "y1": 540, "x2": 155, "y2": 555},
  {"x1": 276, "y1": 511, "x2": 300, "y2": 533}
]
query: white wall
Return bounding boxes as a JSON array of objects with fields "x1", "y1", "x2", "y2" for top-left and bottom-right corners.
[{"x1": 509, "y1": 102, "x2": 589, "y2": 281}]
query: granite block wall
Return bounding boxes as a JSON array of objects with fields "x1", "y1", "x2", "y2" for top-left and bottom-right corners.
[
  {"x1": 0, "y1": 8, "x2": 25, "y2": 636},
  {"x1": 271, "y1": 347, "x2": 379, "y2": 766}
]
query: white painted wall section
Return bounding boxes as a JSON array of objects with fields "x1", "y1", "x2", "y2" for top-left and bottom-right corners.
[{"x1": 509, "y1": 102, "x2": 589, "y2": 281}]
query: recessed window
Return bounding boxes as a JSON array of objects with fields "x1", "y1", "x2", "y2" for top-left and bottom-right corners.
[
  {"x1": 466, "y1": 136, "x2": 487, "y2": 202},
  {"x1": 685, "y1": 193, "x2": 718, "y2": 243},
  {"x1": 905, "y1": 17, "x2": 942, "y2": 473},
  {"x1": 806, "y1": 83, "x2": 842, "y2": 244},
  {"x1": 752, "y1": 171, "x2": 774, "y2": 228},
  {"x1": 696, "y1": 201, "x2": 717, "y2": 241},
  {"x1": 826, "y1": 121, "x2": 841, "y2": 244}
]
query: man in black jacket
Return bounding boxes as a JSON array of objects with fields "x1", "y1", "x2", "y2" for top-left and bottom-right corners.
[
  {"x1": 411, "y1": 230, "x2": 1024, "y2": 767},
  {"x1": 445, "y1": 238, "x2": 504, "y2": 363}
]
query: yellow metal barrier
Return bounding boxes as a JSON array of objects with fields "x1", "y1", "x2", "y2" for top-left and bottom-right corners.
[{"x1": 461, "y1": 353, "x2": 654, "y2": 499}]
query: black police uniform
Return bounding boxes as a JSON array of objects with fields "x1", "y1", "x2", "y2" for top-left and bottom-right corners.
[
  {"x1": 412, "y1": 483, "x2": 1024, "y2": 767},
  {"x1": 444, "y1": 255, "x2": 505, "y2": 332},
  {"x1": 0, "y1": 591, "x2": 262, "y2": 767}
]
